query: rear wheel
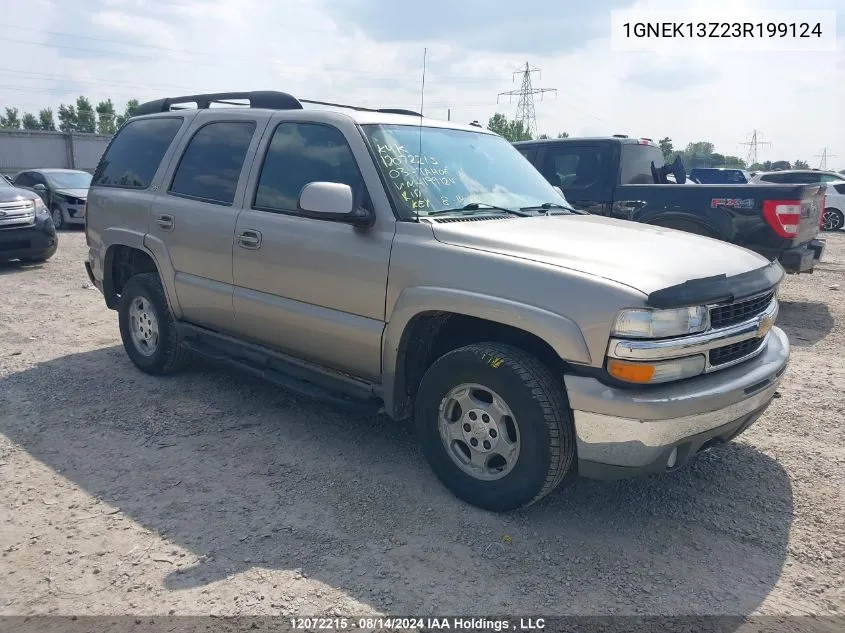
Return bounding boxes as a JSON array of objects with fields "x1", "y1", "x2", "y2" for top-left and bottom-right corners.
[
  {"x1": 822, "y1": 208, "x2": 844, "y2": 232},
  {"x1": 415, "y1": 342, "x2": 576, "y2": 512},
  {"x1": 118, "y1": 272, "x2": 192, "y2": 375}
]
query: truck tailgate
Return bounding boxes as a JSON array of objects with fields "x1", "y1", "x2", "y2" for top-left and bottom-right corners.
[{"x1": 762, "y1": 183, "x2": 824, "y2": 247}]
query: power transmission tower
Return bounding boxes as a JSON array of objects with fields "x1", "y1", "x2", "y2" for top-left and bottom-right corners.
[
  {"x1": 815, "y1": 147, "x2": 837, "y2": 170},
  {"x1": 497, "y1": 62, "x2": 556, "y2": 138},
  {"x1": 739, "y1": 129, "x2": 771, "y2": 166}
]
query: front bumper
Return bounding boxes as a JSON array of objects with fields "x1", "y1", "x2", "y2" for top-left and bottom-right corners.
[
  {"x1": 564, "y1": 326, "x2": 790, "y2": 479},
  {"x1": 0, "y1": 219, "x2": 58, "y2": 262},
  {"x1": 778, "y1": 239, "x2": 825, "y2": 274},
  {"x1": 59, "y1": 201, "x2": 86, "y2": 225}
]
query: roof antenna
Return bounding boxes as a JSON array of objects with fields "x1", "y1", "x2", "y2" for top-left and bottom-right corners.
[{"x1": 415, "y1": 47, "x2": 426, "y2": 222}]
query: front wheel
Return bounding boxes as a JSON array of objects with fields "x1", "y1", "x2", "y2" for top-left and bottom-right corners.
[
  {"x1": 822, "y1": 208, "x2": 844, "y2": 232},
  {"x1": 415, "y1": 342, "x2": 576, "y2": 512},
  {"x1": 51, "y1": 206, "x2": 65, "y2": 230}
]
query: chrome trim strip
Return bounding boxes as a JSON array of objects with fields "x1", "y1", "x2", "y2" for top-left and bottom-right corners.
[{"x1": 610, "y1": 299, "x2": 778, "y2": 362}]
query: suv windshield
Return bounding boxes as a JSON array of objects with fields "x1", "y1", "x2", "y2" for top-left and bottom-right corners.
[
  {"x1": 46, "y1": 171, "x2": 92, "y2": 189},
  {"x1": 361, "y1": 124, "x2": 569, "y2": 217}
]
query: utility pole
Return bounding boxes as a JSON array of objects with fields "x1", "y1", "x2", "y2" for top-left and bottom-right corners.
[
  {"x1": 739, "y1": 129, "x2": 771, "y2": 167},
  {"x1": 815, "y1": 147, "x2": 837, "y2": 170},
  {"x1": 497, "y1": 62, "x2": 556, "y2": 138}
]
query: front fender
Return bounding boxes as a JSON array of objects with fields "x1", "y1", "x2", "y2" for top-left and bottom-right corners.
[{"x1": 381, "y1": 286, "x2": 592, "y2": 419}]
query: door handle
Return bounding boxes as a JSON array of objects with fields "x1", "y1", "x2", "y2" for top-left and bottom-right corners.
[
  {"x1": 156, "y1": 214, "x2": 175, "y2": 231},
  {"x1": 236, "y1": 229, "x2": 262, "y2": 249}
]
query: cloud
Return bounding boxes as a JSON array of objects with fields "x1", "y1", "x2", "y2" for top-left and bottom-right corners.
[{"x1": 0, "y1": 0, "x2": 842, "y2": 168}]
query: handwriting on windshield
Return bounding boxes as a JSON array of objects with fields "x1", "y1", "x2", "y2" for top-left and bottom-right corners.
[{"x1": 375, "y1": 142, "x2": 460, "y2": 210}]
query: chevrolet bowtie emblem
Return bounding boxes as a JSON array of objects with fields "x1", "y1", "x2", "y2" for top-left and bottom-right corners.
[{"x1": 757, "y1": 314, "x2": 774, "y2": 338}]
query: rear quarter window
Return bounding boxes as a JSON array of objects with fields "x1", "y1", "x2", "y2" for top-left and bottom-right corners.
[
  {"x1": 619, "y1": 144, "x2": 664, "y2": 185},
  {"x1": 92, "y1": 117, "x2": 183, "y2": 189}
]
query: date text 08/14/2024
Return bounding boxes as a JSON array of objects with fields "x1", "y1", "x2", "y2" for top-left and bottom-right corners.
[{"x1": 289, "y1": 617, "x2": 547, "y2": 630}]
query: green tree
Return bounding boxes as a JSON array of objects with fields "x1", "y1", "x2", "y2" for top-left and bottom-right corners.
[
  {"x1": 58, "y1": 104, "x2": 78, "y2": 132},
  {"x1": 557, "y1": 132, "x2": 569, "y2": 138},
  {"x1": 22, "y1": 112, "x2": 39, "y2": 130},
  {"x1": 76, "y1": 96, "x2": 96, "y2": 133},
  {"x1": 0, "y1": 107, "x2": 21, "y2": 129},
  {"x1": 115, "y1": 98, "x2": 139, "y2": 127},
  {"x1": 771, "y1": 160, "x2": 791, "y2": 171},
  {"x1": 486, "y1": 113, "x2": 532, "y2": 142},
  {"x1": 38, "y1": 108, "x2": 56, "y2": 131},
  {"x1": 96, "y1": 99, "x2": 117, "y2": 134},
  {"x1": 658, "y1": 137, "x2": 674, "y2": 160},
  {"x1": 793, "y1": 159, "x2": 810, "y2": 169}
]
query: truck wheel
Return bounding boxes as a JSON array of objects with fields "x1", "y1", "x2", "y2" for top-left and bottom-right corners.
[
  {"x1": 822, "y1": 208, "x2": 844, "y2": 231},
  {"x1": 415, "y1": 342, "x2": 576, "y2": 512},
  {"x1": 117, "y1": 272, "x2": 192, "y2": 376}
]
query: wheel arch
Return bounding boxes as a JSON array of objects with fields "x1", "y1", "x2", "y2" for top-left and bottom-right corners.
[
  {"x1": 382, "y1": 287, "x2": 592, "y2": 420},
  {"x1": 102, "y1": 234, "x2": 180, "y2": 316}
]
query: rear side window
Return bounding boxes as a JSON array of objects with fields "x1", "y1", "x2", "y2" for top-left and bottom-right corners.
[
  {"x1": 92, "y1": 117, "x2": 183, "y2": 189},
  {"x1": 540, "y1": 144, "x2": 611, "y2": 191},
  {"x1": 169, "y1": 121, "x2": 256, "y2": 205},
  {"x1": 253, "y1": 122, "x2": 364, "y2": 214},
  {"x1": 834, "y1": 183, "x2": 845, "y2": 194},
  {"x1": 620, "y1": 144, "x2": 664, "y2": 185}
]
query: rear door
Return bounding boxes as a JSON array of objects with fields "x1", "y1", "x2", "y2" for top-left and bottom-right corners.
[
  {"x1": 534, "y1": 142, "x2": 615, "y2": 214},
  {"x1": 147, "y1": 113, "x2": 266, "y2": 334}
]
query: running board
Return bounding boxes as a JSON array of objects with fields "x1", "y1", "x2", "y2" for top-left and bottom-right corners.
[{"x1": 177, "y1": 323, "x2": 382, "y2": 415}]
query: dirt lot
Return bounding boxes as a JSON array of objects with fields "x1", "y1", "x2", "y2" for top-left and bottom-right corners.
[{"x1": 0, "y1": 230, "x2": 843, "y2": 618}]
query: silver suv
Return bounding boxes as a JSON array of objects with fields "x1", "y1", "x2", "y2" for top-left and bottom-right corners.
[{"x1": 84, "y1": 91, "x2": 790, "y2": 512}]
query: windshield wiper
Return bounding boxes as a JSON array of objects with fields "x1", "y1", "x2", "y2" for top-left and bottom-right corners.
[
  {"x1": 426, "y1": 202, "x2": 531, "y2": 217},
  {"x1": 519, "y1": 202, "x2": 588, "y2": 215}
]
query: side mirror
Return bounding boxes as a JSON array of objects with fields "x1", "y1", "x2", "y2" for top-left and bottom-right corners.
[
  {"x1": 33, "y1": 183, "x2": 47, "y2": 192},
  {"x1": 298, "y1": 182, "x2": 374, "y2": 227}
]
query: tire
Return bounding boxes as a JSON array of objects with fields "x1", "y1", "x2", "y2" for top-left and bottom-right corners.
[
  {"x1": 117, "y1": 272, "x2": 192, "y2": 375},
  {"x1": 20, "y1": 240, "x2": 58, "y2": 263},
  {"x1": 414, "y1": 342, "x2": 576, "y2": 512},
  {"x1": 822, "y1": 208, "x2": 844, "y2": 232},
  {"x1": 51, "y1": 206, "x2": 65, "y2": 230}
]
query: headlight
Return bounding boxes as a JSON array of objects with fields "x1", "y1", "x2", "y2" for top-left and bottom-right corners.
[
  {"x1": 607, "y1": 355, "x2": 706, "y2": 384},
  {"x1": 611, "y1": 306, "x2": 709, "y2": 339},
  {"x1": 33, "y1": 198, "x2": 48, "y2": 215}
]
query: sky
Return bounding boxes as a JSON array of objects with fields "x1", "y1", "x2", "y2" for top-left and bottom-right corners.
[{"x1": 0, "y1": 0, "x2": 843, "y2": 169}]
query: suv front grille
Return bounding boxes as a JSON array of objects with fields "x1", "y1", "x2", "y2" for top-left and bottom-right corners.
[
  {"x1": 0, "y1": 200, "x2": 36, "y2": 230},
  {"x1": 709, "y1": 291, "x2": 775, "y2": 329},
  {"x1": 709, "y1": 337, "x2": 765, "y2": 366}
]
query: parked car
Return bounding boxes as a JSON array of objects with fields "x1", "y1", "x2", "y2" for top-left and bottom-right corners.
[
  {"x1": 11, "y1": 168, "x2": 91, "y2": 230},
  {"x1": 688, "y1": 167, "x2": 751, "y2": 184},
  {"x1": 821, "y1": 182, "x2": 845, "y2": 231},
  {"x1": 748, "y1": 169, "x2": 845, "y2": 185},
  {"x1": 513, "y1": 137, "x2": 826, "y2": 274},
  {"x1": 0, "y1": 174, "x2": 58, "y2": 263},
  {"x1": 86, "y1": 91, "x2": 790, "y2": 512}
]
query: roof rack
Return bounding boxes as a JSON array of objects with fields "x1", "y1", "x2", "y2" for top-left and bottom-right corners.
[{"x1": 134, "y1": 91, "x2": 422, "y2": 118}]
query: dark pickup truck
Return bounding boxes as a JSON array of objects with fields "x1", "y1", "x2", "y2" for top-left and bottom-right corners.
[{"x1": 513, "y1": 136, "x2": 826, "y2": 274}]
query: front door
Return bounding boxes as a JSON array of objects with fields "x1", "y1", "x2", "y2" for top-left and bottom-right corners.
[
  {"x1": 147, "y1": 114, "x2": 264, "y2": 334},
  {"x1": 231, "y1": 118, "x2": 394, "y2": 381}
]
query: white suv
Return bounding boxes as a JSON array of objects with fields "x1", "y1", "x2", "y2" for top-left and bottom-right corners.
[{"x1": 822, "y1": 182, "x2": 845, "y2": 231}]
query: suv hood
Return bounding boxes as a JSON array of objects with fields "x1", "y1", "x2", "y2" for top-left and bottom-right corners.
[
  {"x1": 56, "y1": 188, "x2": 88, "y2": 199},
  {"x1": 0, "y1": 187, "x2": 38, "y2": 204},
  {"x1": 430, "y1": 214, "x2": 770, "y2": 296}
]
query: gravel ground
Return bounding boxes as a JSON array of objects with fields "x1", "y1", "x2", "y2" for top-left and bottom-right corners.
[{"x1": 0, "y1": 230, "x2": 843, "y2": 618}]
